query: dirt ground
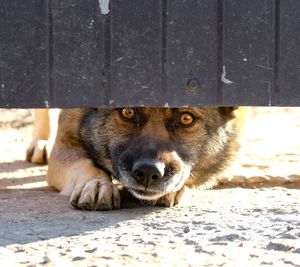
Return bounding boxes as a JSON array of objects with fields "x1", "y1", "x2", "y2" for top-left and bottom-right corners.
[{"x1": 0, "y1": 108, "x2": 299, "y2": 266}]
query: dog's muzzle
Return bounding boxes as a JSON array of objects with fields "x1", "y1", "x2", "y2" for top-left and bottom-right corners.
[{"x1": 114, "y1": 145, "x2": 191, "y2": 200}]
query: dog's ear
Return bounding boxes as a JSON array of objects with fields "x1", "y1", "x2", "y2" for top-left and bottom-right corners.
[{"x1": 218, "y1": 107, "x2": 239, "y2": 120}]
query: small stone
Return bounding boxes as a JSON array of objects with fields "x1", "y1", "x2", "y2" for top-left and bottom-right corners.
[
  {"x1": 84, "y1": 247, "x2": 97, "y2": 253},
  {"x1": 40, "y1": 256, "x2": 51, "y2": 264},
  {"x1": 279, "y1": 232, "x2": 297, "y2": 239},
  {"x1": 183, "y1": 226, "x2": 190, "y2": 233},
  {"x1": 287, "y1": 260, "x2": 298, "y2": 266},
  {"x1": 210, "y1": 234, "x2": 245, "y2": 242},
  {"x1": 14, "y1": 247, "x2": 25, "y2": 253},
  {"x1": 266, "y1": 241, "x2": 293, "y2": 251},
  {"x1": 260, "y1": 261, "x2": 273, "y2": 265},
  {"x1": 184, "y1": 239, "x2": 197, "y2": 245},
  {"x1": 72, "y1": 256, "x2": 85, "y2": 261},
  {"x1": 293, "y1": 248, "x2": 300, "y2": 254}
]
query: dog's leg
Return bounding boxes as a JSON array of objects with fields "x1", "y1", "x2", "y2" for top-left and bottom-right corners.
[
  {"x1": 47, "y1": 144, "x2": 121, "y2": 210},
  {"x1": 26, "y1": 109, "x2": 50, "y2": 164},
  {"x1": 46, "y1": 109, "x2": 60, "y2": 159},
  {"x1": 26, "y1": 109, "x2": 60, "y2": 164}
]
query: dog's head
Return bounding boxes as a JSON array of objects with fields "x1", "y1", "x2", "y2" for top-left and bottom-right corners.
[{"x1": 80, "y1": 107, "x2": 238, "y2": 201}]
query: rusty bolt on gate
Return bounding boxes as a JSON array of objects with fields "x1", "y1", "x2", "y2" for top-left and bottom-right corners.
[{"x1": 185, "y1": 78, "x2": 200, "y2": 96}]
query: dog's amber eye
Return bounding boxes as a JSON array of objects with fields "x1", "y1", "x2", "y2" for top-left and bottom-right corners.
[
  {"x1": 121, "y1": 108, "x2": 135, "y2": 120},
  {"x1": 179, "y1": 113, "x2": 194, "y2": 126}
]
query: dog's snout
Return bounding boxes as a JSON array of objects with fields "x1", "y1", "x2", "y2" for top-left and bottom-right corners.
[{"x1": 132, "y1": 160, "x2": 165, "y2": 186}]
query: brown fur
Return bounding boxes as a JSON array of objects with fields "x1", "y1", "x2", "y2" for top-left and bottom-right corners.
[{"x1": 30, "y1": 107, "x2": 239, "y2": 210}]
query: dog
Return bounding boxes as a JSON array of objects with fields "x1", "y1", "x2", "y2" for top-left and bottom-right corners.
[{"x1": 26, "y1": 107, "x2": 239, "y2": 210}]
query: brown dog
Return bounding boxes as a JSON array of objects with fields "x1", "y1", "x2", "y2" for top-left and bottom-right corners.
[{"x1": 27, "y1": 107, "x2": 239, "y2": 210}]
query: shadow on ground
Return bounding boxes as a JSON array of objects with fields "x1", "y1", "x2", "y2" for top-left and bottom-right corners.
[
  {"x1": 0, "y1": 160, "x2": 162, "y2": 247},
  {"x1": 0, "y1": 185, "x2": 161, "y2": 247}
]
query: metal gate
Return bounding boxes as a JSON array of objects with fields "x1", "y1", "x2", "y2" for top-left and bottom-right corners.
[{"x1": 0, "y1": 0, "x2": 299, "y2": 108}]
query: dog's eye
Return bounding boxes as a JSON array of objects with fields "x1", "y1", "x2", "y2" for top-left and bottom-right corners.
[
  {"x1": 179, "y1": 113, "x2": 194, "y2": 126},
  {"x1": 120, "y1": 108, "x2": 135, "y2": 120}
]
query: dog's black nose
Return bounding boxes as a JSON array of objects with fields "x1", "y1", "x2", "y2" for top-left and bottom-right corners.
[{"x1": 132, "y1": 160, "x2": 165, "y2": 186}]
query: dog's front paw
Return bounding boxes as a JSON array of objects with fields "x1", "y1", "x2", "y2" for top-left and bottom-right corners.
[
  {"x1": 26, "y1": 140, "x2": 50, "y2": 164},
  {"x1": 156, "y1": 187, "x2": 185, "y2": 207},
  {"x1": 70, "y1": 179, "x2": 121, "y2": 211}
]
